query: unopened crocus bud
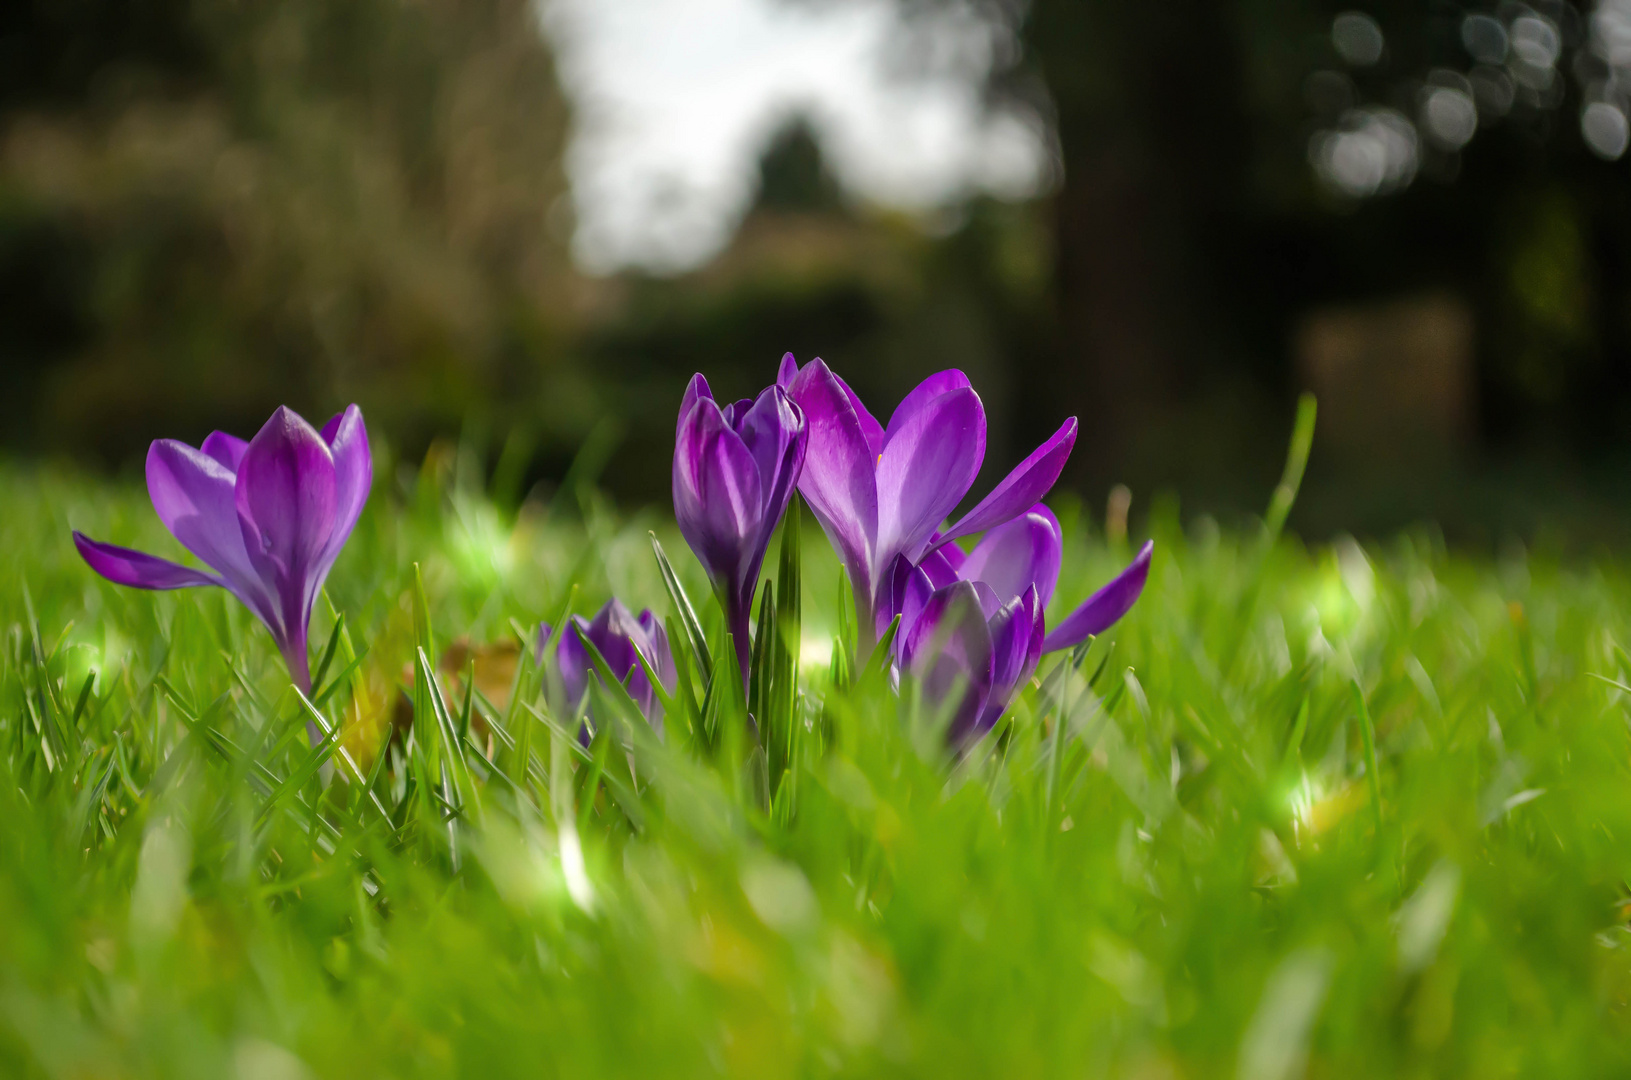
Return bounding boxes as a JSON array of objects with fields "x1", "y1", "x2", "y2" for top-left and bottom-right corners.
[{"x1": 673, "y1": 372, "x2": 806, "y2": 683}]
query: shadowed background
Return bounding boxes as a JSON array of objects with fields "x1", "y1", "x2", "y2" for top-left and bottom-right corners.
[{"x1": 4, "y1": 0, "x2": 1631, "y2": 544}]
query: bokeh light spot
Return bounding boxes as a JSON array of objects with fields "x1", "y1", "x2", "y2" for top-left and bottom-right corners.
[
  {"x1": 1582, "y1": 100, "x2": 1630, "y2": 158},
  {"x1": 1511, "y1": 15, "x2": 1562, "y2": 69},
  {"x1": 1332, "y1": 11, "x2": 1386, "y2": 67},
  {"x1": 1462, "y1": 14, "x2": 1509, "y2": 64},
  {"x1": 1422, "y1": 85, "x2": 1479, "y2": 150}
]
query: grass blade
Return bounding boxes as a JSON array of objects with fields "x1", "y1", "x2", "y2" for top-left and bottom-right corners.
[{"x1": 651, "y1": 533, "x2": 712, "y2": 680}]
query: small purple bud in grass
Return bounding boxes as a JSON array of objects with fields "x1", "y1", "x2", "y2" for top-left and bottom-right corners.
[
  {"x1": 779, "y1": 354, "x2": 1077, "y2": 652},
  {"x1": 673, "y1": 372, "x2": 807, "y2": 684},
  {"x1": 74, "y1": 405, "x2": 371, "y2": 719},
  {"x1": 551, "y1": 599, "x2": 676, "y2": 740}
]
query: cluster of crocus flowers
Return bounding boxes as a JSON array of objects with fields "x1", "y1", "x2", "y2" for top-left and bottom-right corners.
[
  {"x1": 664, "y1": 354, "x2": 1153, "y2": 745},
  {"x1": 672, "y1": 373, "x2": 806, "y2": 683},
  {"x1": 74, "y1": 405, "x2": 372, "y2": 704},
  {"x1": 540, "y1": 598, "x2": 676, "y2": 738},
  {"x1": 74, "y1": 354, "x2": 1147, "y2": 760}
]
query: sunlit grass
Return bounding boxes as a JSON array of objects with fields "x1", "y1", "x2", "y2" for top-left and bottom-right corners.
[{"x1": 4, "y1": 453, "x2": 1631, "y2": 1078}]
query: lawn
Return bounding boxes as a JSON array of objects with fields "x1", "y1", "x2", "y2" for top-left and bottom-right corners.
[{"x1": 3, "y1": 443, "x2": 1631, "y2": 1079}]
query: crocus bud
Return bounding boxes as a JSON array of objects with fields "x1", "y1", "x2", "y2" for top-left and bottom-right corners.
[
  {"x1": 553, "y1": 599, "x2": 676, "y2": 738},
  {"x1": 673, "y1": 373, "x2": 807, "y2": 683},
  {"x1": 74, "y1": 405, "x2": 371, "y2": 740}
]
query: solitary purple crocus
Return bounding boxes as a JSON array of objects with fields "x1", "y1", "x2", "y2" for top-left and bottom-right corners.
[
  {"x1": 889, "y1": 505, "x2": 1154, "y2": 742},
  {"x1": 778, "y1": 355, "x2": 1076, "y2": 650},
  {"x1": 74, "y1": 405, "x2": 371, "y2": 705},
  {"x1": 673, "y1": 373, "x2": 807, "y2": 683},
  {"x1": 542, "y1": 598, "x2": 676, "y2": 737}
]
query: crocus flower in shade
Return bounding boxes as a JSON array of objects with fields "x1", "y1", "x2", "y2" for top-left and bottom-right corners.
[
  {"x1": 74, "y1": 405, "x2": 372, "y2": 701},
  {"x1": 673, "y1": 373, "x2": 807, "y2": 682},
  {"x1": 778, "y1": 354, "x2": 1076, "y2": 648},
  {"x1": 551, "y1": 599, "x2": 676, "y2": 736},
  {"x1": 889, "y1": 506, "x2": 1153, "y2": 741}
]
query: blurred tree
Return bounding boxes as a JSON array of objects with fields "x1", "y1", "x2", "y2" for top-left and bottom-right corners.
[
  {"x1": 0, "y1": 0, "x2": 584, "y2": 462},
  {"x1": 750, "y1": 115, "x2": 848, "y2": 215},
  {"x1": 868, "y1": 0, "x2": 1631, "y2": 517}
]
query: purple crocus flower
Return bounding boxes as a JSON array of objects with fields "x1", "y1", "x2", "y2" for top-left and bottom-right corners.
[
  {"x1": 673, "y1": 373, "x2": 807, "y2": 683},
  {"x1": 546, "y1": 598, "x2": 676, "y2": 737},
  {"x1": 889, "y1": 506, "x2": 1154, "y2": 742},
  {"x1": 73, "y1": 405, "x2": 371, "y2": 701},
  {"x1": 777, "y1": 355, "x2": 1076, "y2": 650}
]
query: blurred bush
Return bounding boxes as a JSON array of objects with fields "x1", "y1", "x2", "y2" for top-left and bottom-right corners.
[{"x1": 0, "y1": 0, "x2": 587, "y2": 461}]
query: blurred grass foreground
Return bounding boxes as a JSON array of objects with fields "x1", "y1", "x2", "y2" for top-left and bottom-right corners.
[{"x1": 6, "y1": 446, "x2": 1631, "y2": 1079}]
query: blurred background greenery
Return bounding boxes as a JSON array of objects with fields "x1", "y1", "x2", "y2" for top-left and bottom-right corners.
[{"x1": 5, "y1": 0, "x2": 1631, "y2": 544}]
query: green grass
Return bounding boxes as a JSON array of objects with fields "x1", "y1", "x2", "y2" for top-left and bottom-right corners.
[{"x1": 5, "y1": 445, "x2": 1631, "y2": 1080}]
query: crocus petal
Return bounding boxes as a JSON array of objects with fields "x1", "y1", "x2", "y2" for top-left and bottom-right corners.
[
  {"x1": 1042, "y1": 540, "x2": 1154, "y2": 654},
  {"x1": 235, "y1": 407, "x2": 339, "y2": 642},
  {"x1": 915, "y1": 545, "x2": 964, "y2": 591},
  {"x1": 777, "y1": 352, "x2": 799, "y2": 388},
  {"x1": 987, "y1": 586, "x2": 1044, "y2": 706},
  {"x1": 833, "y1": 371, "x2": 885, "y2": 459},
  {"x1": 558, "y1": 601, "x2": 673, "y2": 732},
  {"x1": 588, "y1": 598, "x2": 643, "y2": 681},
  {"x1": 678, "y1": 373, "x2": 714, "y2": 436},
  {"x1": 317, "y1": 405, "x2": 372, "y2": 576},
  {"x1": 970, "y1": 580, "x2": 1003, "y2": 619},
  {"x1": 883, "y1": 370, "x2": 973, "y2": 447},
  {"x1": 734, "y1": 386, "x2": 805, "y2": 551},
  {"x1": 967, "y1": 586, "x2": 1043, "y2": 736},
  {"x1": 73, "y1": 532, "x2": 224, "y2": 591},
  {"x1": 959, "y1": 505, "x2": 1063, "y2": 609},
  {"x1": 557, "y1": 617, "x2": 592, "y2": 713},
  {"x1": 635, "y1": 610, "x2": 678, "y2": 696},
  {"x1": 673, "y1": 397, "x2": 765, "y2": 590},
  {"x1": 885, "y1": 554, "x2": 937, "y2": 662},
  {"x1": 720, "y1": 399, "x2": 754, "y2": 428},
  {"x1": 534, "y1": 622, "x2": 554, "y2": 665},
  {"x1": 937, "y1": 418, "x2": 1077, "y2": 546},
  {"x1": 200, "y1": 431, "x2": 248, "y2": 472},
  {"x1": 733, "y1": 386, "x2": 798, "y2": 500},
  {"x1": 901, "y1": 581, "x2": 994, "y2": 745},
  {"x1": 629, "y1": 609, "x2": 676, "y2": 729},
  {"x1": 146, "y1": 438, "x2": 276, "y2": 621},
  {"x1": 874, "y1": 386, "x2": 984, "y2": 573},
  {"x1": 784, "y1": 358, "x2": 879, "y2": 610}
]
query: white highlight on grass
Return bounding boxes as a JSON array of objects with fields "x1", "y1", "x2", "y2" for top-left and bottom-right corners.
[
  {"x1": 798, "y1": 631, "x2": 835, "y2": 672},
  {"x1": 1237, "y1": 948, "x2": 1333, "y2": 1080},
  {"x1": 130, "y1": 817, "x2": 191, "y2": 946},
  {"x1": 559, "y1": 822, "x2": 596, "y2": 913},
  {"x1": 233, "y1": 1038, "x2": 315, "y2": 1080},
  {"x1": 1288, "y1": 774, "x2": 1327, "y2": 837},
  {"x1": 1395, "y1": 861, "x2": 1461, "y2": 974},
  {"x1": 741, "y1": 858, "x2": 818, "y2": 934}
]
